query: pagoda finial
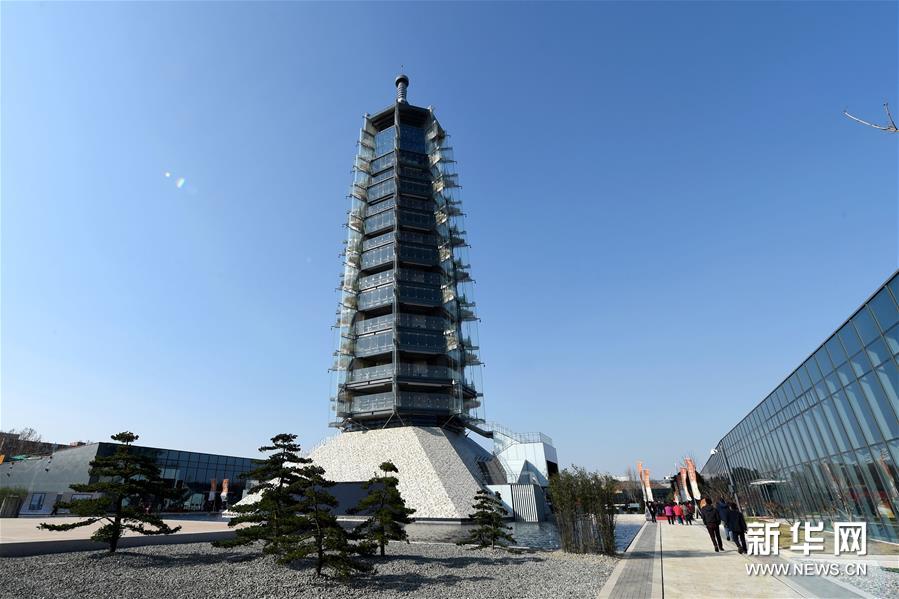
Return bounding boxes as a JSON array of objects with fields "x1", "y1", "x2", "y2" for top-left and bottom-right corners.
[{"x1": 395, "y1": 74, "x2": 409, "y2": 104}]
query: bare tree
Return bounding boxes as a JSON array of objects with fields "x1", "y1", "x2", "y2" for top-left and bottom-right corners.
[
  {"x1": 622, "y1": 467, "x2": 642, "y2": 509},
  {"x1": 844, "y1": 102, "x2": 898, "y2": 133},
  {"x1": 0, "y1": 428, "x2": 45, "y2": 456}
]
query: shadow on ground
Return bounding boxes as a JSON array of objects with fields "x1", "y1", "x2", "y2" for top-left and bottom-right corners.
[
  {"x1": 88, "y1": 550, "x2": 260, "y2": 567},
  {"x1": 385, "y1": 552, "x2": 544, "y2": 568}
]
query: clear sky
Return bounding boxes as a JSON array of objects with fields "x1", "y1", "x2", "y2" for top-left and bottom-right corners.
[{"x1": 3, "y1": 1, "x2": 897, "y2": 478}]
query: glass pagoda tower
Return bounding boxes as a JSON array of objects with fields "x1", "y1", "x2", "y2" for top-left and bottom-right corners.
[{"x1": 331, "y1": 75, "x2": 485, "y2": 433}]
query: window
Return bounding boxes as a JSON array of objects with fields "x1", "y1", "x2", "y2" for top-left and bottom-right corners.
[
  {"x1": 398, "y1": 195, "x2": 433, "y2": 212},
  {"x1": 884, "y1": 325, "x2": 899, "y2": 356},
  {"x1": 396, "y1": 268, "x2": 442, "y2": 286},
  {"x1": 374, "y1": 127, "x2": 395, "y2": 157},
  {"x1": 29, "y1": 493, "x2": 46, "y2": 511},
  {"x1": 364, "y1": 210, "x2": 395, "y2": 235},
  {"x1": 398, "y1": 284, "x2": 442, "y2": 305},
  {"x1": 361, "y1": 244, "x2": 395, "y2": 270},
  {"x1": 398, "y1": 150, "x2": 429, "y2": 168},
  {"x1": 370, "y1": 152, "x2": 395, "y2": 173},
  {"x1": 869, "y1": 288, "x2": 899, "y2": 331},
  {"x1": 369, "y1": 168, "x2": 394, "y2": 186},
  {"x1": 358, "y1": 284, "x2": 394, "y2": 310},
  {"x1": 399, "y1": 179, "x2": 431, "y2": 197},
  {"x1": 814, "y1": 347, "x2": 833, "y2": 376},
  {"x1": 836, "y1": 362, "x2": 855, "y2": 387},
  {"x1": 826, "y1": 335, "x2": 848, "y2": 367},
  {"x1": 876, "y1": 361, "x2": 899, "y2": 418},
  {"x1": 805, "y1": 358, "x2": 823, "y2": 384},
  {"x1": 398, "y1": 245, "x2": 438, "y2": 266},
  {"x1": 398, "y1": 210, "x2": 434, "y2": 230},
  {"x1": 398, "y1": 125, "x2": 426, "y2": 153},
  {"x1": 844, "y1": 382, "x2": 884, "y2": 445},
  {"x1": 364, "y1": 196, "x2": 396, "y2": 217},
  {"x1": 859, "y1": 373, "x2": 899, "y2": 441},
  {"x1": 358, "y1": 270, "x2": 394, "y2": 291},
  {"x1": 866, "y1": 338, "x2": 891, "y2": 368},
  {"x1": 361, "y1": 232, "x2": 395, "y2": 252},
  {"x1": 368, "y1": 178, "x2": 396, "y2": 201},
  {"x1": 398, "y1": 330, "x2": 446, "y2": 351},
  {"x1": 838, "y1": 324, "x2": 863, "y2": 359},
  {"x1": 853, "y1": 307, "x2": 882, "y2": 345},
  {"x1": 849, "y1": 351, "x2": 872, "y2": 378},
  {"x1": 399, "y1": 165, "x2": 430, "y2": 180},
  {"x1": 798, "y1": 364, "x2": 813, "y2": 390},
  {"x1": 833, "y1": 391, "x2": 864, "y2": 449}
]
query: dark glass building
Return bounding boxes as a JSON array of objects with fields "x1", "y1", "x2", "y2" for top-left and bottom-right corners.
[
  {"x1": 1, "y1": 441, "x2": 256, "y2": 515},
  {"x1": 330, "y1": 75, "x2": 485, "y2": 432},
  {"x1": 702, "y1": 271, "x2": 899, "y2": 542}
]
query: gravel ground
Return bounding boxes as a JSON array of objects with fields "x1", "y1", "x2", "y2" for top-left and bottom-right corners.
[
  {"x1": 836, "y1": 564, "x2": 899, "y2": 598},
  {"x1": 0, "y1": 541, "x2": 619, "y2": 599}
]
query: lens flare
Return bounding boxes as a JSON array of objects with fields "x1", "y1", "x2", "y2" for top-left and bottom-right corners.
[
  {"x1": 175, "y1": 177, "x2": 186, "y2": 189},
  {"x1": 164, "y1": 171, "x2": 172, "y2": 178}
]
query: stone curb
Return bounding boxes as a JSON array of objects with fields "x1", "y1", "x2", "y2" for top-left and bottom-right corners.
[{"x1": 0, "y1": 530, "x2": 236, "y2": 557}]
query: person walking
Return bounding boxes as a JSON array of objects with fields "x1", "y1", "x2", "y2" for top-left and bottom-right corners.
[
  {"x1": 647, "y1": 501, "x2": 657, "y2": 523},
  {"x1": 684, "y1": 501, "x2": 694, "y2": 525},
  {"x1": 673, "y1": 502, "x2": 684, "y2": 524},
  {"x1": 726, "y1": 502, "x2": 748, "y2": 554},
  {"x1": 700, "y1": 498, "x2": 723, "y2": 552},
  {"x1": 664, "y1": 502, "x2": 674, "y2": 524},
  {"x1": 716, "y1": 497, "x2": 731, "y2": 541}
]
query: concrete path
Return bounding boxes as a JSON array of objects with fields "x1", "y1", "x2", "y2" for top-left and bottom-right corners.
[
  {"x1": 0, "y1": 516, "x2": 234, "y2": 556},
  {"x1": 599, "y1": 521, "x2": 867, "y2": 598}
]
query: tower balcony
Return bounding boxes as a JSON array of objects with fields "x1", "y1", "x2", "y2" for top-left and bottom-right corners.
[
  {"x1": 355, "y1": 313, "x2": 395, "y2": 335},
  {"x1": 357, "y1": 270, "x2": 395, "y2": 292},
  {"x1": 345, "y1": 363, "x2": 394, "y2": 386},
  {"x1": 397, "y1": 364, "x2": 456, "y2": 383},
  {"x1": 345, "y1": 391, "x2": 460, "y2": 418},
  {"x1": 364, "y1": 210, "x2": 396, "y2": 236},
  {"x1": 354, "y1": 312, "x2": 447, "y2": 336},
  {"x1": 344, "y1": 363, "x2": 458, "y2": 388},
  {"x1": 353, "y1": 328, "x2": 449, "y2": 358},
  {"x1": 357, "y1": 283, "x2": 446, "y2": 312},
  {"x1": 354, "y1": 331, "x2": 392, "y2": 357},
  {"x1": 397, "y1": 245, "x2": 439, "y2": 267},
  {"x1": 348, "y1": 391, "x2": 395, "y2": 415},
  {"x1": 357, "y1": 286, "x2": 393, "y2": 311}
]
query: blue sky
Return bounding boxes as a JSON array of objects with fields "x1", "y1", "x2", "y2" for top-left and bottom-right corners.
[{"x1": 2, "y1": 1, "x2": 897, "y2": 477}]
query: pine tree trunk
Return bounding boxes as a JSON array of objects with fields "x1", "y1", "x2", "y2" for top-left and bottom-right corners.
[
  {"x1": 110, "y1": 496, "x2": 123, "y2": 553},
  {"x1": 380, "y1": 540, "x2": 385, "y2": 557}
]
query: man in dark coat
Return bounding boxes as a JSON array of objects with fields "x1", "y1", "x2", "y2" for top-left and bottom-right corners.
[
  {"x1": 700, "y1": 498, "x2": 723, "y2": 552},
  {"x1": 716, "y1": 497, "x2": 731, "y2": 541},
  {"x1": 726, "y1": 502, "x2": 748, "y2": 554}
]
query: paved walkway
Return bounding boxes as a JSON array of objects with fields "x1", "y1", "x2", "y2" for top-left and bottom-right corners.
[
  {"x1": 598, "y1": 521, "x2": 868, "y2": 598},
  {"x1": 0, "y1": 516, "x2": 234, "y2": 556}
]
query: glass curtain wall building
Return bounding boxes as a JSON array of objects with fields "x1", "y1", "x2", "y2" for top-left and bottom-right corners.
[
  {"x1": 1, "y1": 442, "x2": 256, "y2": 515},
  {"x1": 702, "y1": 271, "x2": 899, "y2": 542},
  {"x1": 330, "y1": 75, "x2": 485, "y2": 432}
]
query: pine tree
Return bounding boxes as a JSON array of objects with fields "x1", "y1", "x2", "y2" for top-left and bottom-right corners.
[
  {"x1": 212, "y1": 433, "x2": 309, "y2": 558},
  {"x1": 460, "y1": 489, "x2": 515, "y2": 549},
  {"x1": 284, "y1": 461, "x2": 373, "y2": 577},
  {"x1": 351, "y1": 461, "x2": 416, "y2": 556},
  {"x1": 38, "y1": 432, "x2": 181, "y2": 553}
]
